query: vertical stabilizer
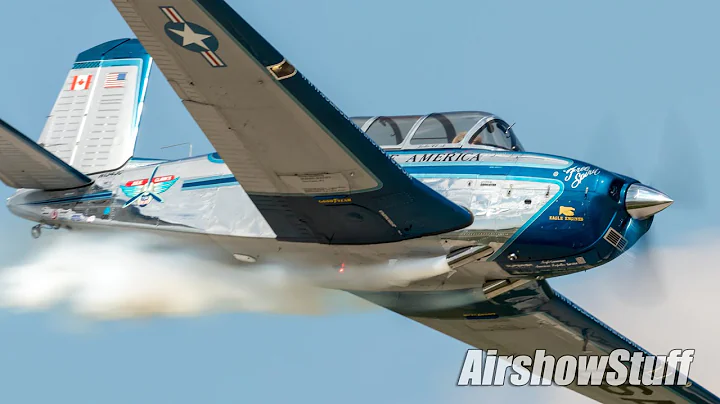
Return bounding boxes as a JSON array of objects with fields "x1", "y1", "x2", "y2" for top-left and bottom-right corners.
[{"x1": 38, "y1": 39, "x2": 152, "y2": 174}]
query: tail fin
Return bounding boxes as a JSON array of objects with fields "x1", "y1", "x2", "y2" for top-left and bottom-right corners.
[{"x1": 37, "y1": 39, "x2": 153, "y2": 174}]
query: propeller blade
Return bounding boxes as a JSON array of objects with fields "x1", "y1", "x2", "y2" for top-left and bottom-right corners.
[
  {"x1": 582, "y1": 113, "x2": 693, "y2": 306},
  {"x1": 149, "y1": 192, "x2": 164, "y2": 203},
  {"x1": 585, "y1": 112, "x2": 705, "y2": 210},
  {"x1": 582, "y1": 115, "x2": 636, "y2": 177},
  {"x1": 612, "y1": 231, "x2": 666, "y2": 306},
  {"x1": 123, "y1": 192, "x2": 144, "y2": 208},
  {"x1": 648, "y1": 112, "x2": 707, "y2": 210}
]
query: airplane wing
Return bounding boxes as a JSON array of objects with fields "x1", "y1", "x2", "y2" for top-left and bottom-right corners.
[
  {"x1": 110, "y1": 0, "x2": 473, "y2": 244},
  {"x1": 356, "y1": 281, "x2": 720, "y2": 404},
  {"x1": 0, "y1": 119, "x2": 92, "y2": 190}
]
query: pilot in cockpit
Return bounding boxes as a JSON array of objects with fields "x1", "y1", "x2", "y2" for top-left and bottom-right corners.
[
  {"x1": 452, "y1": 121, "x2": 496, "y2": 146},
  {"x1": 468, "y1": 121, "x2": 495, "y2": 145},
  {"x1": 452, "y1": 132, "x2": 466, "y2": 143},
  {"x1": 451, "y1": 130, "x2": 484, "y2": 145}
]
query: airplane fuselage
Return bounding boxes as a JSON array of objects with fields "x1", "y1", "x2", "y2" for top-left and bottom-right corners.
[{"x1": 6, "y1": 148, "x2": 650, "y2": 291}]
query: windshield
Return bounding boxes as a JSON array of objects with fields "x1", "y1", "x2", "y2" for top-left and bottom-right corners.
[
  {"x1": 364, "y1": 116, "x2": 421, "y2": 146},
  {"x1": 351, "y1": 116, "x2": 372, "y2": 130},
  {"x1": 348, "y1": 111, "x2": 524, "y2": 151},
  {"x1": 409, "y1": 112, "x2": 484, "y2": 145},
  {"x1": 467, "y1": 120, "x2": 519, "y2": 150}
]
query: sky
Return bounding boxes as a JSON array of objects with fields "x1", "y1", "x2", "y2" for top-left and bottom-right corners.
[{"x1": 0, "y1": 0, "x2": 719, "y2": 403}]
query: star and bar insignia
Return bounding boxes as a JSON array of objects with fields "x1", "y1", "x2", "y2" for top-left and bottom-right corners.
[{"x1": 160, "y1": 6, "x2": 226, "y2": 68}]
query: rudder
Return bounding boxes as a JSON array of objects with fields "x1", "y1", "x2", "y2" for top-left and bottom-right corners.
[{"x1": 38, "y1": 39, "x2": 153, "y2": 174}]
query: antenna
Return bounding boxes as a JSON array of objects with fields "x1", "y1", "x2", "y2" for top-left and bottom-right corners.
[
  {"x1": 505, "y1": 122, "x2": 516, "y2": 135},
  {"x1": 160, "y1": 142, "x2": 193, "y2": 158}
]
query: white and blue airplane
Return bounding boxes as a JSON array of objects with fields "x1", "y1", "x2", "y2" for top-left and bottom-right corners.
[{"x1": 0, "y1": 1, "x2": 713, "y2": 402}]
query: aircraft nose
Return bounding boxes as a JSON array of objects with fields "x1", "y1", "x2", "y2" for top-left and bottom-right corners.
[{"x1": 624, "y1": 184, "x2": 674, "y2": 220}]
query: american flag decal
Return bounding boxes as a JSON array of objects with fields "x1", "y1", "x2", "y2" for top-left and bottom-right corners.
[
  {"x1": 160, "y1": 6, "x2": 227, "y2": 68},
  {"x1": 104, "y1": 72, "x2": 127, "y2": 88}
]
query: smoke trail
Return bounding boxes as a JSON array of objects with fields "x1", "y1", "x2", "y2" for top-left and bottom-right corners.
[
  {"x1": 544, "y1": 232, "x2": 720, "y2": 400},
  {"x1": 449, "y1": 233, "x2": 720, "y2": 404},
  {"x1": 0, "y1": 229, "x2": 452, "y2": 320},
  {"x1": 0, "y1": 231, "x2": 375, "y2": 320}
]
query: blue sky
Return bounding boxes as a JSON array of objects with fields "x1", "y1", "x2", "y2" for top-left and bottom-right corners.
[{"x1": 1, "y1": 1, "x2": 719, "y2": 403}]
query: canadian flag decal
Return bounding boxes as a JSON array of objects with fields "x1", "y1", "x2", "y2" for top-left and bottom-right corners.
[{"x1": 70, "y1": 74, "x2": 93, "y2": 91}]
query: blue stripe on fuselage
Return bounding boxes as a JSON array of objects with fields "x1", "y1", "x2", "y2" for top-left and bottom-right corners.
[
  {"x1": 181, "y1": 175, "x2": 237, "y2": 190},
  {"x1": 386, "y1": 149, "x2": 573, "y2": 170},
  {"x1": 22, "y1": 191, "x2": 113, "y2": 205},
  {"x1": 179, "y1": 155, "x2": 567, "y2": 193}
]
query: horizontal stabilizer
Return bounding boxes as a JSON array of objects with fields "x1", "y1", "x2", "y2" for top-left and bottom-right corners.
[{"x1": 0, "y1": 119, "x2": 92, "y2": 190}]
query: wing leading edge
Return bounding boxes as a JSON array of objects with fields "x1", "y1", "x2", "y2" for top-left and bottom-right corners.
[
  {"x1": 355, "y1": 281, "x2": 720, "y2": 404},
  {"x1": 111, "y1": 0, "x2": 473, "y2": 244}
]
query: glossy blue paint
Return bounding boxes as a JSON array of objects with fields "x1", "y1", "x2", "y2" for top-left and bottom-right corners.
[
  {"x1": 75, "y1": 39, "x2": 130, "y2": 62},
  {"x1": 395, "y1": 149, "x2": 643, "y2": 274},
  {"x1": 76, "y1": 38, "x2": 148, "y2": 63},
  {"x1": 116, "y1": 147, "x2": 643, "y2": 266},
  {"x1": 207, "y1": 152, "x2": 224, "y2": 163},
  {"x1": 492, "y1": 161, "x2": 644, "y2": 275},
  {"x1": 31, "y1": 31, "x2": 645, "y2": 260},
  {"x1": 181, "y1": 175, "x2": 236, "y2": 190},
  {"x1": 388, "y1": 148, "x2": 574, "y2": 169}
]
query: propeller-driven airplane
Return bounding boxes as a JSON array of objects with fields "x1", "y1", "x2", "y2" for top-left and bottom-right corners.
[{"x1": 0, "y1": 1, "x2": 714, "y2": 402}]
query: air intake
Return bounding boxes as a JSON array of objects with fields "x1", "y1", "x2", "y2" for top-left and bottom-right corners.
[{"x1": 604, "y1": 228, "x2": 628, "y2": 251}]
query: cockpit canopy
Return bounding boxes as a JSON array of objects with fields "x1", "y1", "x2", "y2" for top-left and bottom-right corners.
[{"x1": 350, "y1": 111, "x2": 524, "y2": 151}]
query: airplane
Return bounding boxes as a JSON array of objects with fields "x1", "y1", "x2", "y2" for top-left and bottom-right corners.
[{"x1": 0, "y1": 0, "x2": 714, "y2": 402}]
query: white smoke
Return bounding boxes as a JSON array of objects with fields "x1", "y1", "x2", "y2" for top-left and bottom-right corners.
[
  {"x1": 0, "y1": 231, "x2": 374, "y2": 320},
  {"x1": 540, "y1": 232, "x2": 720, "y2": 401},
  {"x1": 0, "y1": 230, "x2": 452, "y2": 321},
  {"x1": 449, "y1": 232, "x2": 720, "y2": 403}
]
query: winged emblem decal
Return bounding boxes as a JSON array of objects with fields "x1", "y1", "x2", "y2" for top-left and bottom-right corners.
[{"x1": 120, "y1": 166, "x2": 180, "y2": 208}]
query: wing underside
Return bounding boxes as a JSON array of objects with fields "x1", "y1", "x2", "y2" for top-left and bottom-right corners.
[
  {"x1": 0, "y1": 119, "x2": 92, "y2": 190},
  {"x1": 111, "y1": 0, "x2": 473, "y2": 244},
  {"x1": 356, "y1": 281, "x2": 720, "y2": 404}
]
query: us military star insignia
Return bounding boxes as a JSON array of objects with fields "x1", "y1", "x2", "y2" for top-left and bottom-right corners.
[{"x1": 160, "y1": 6, "x2": 227, "y2": 67}]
